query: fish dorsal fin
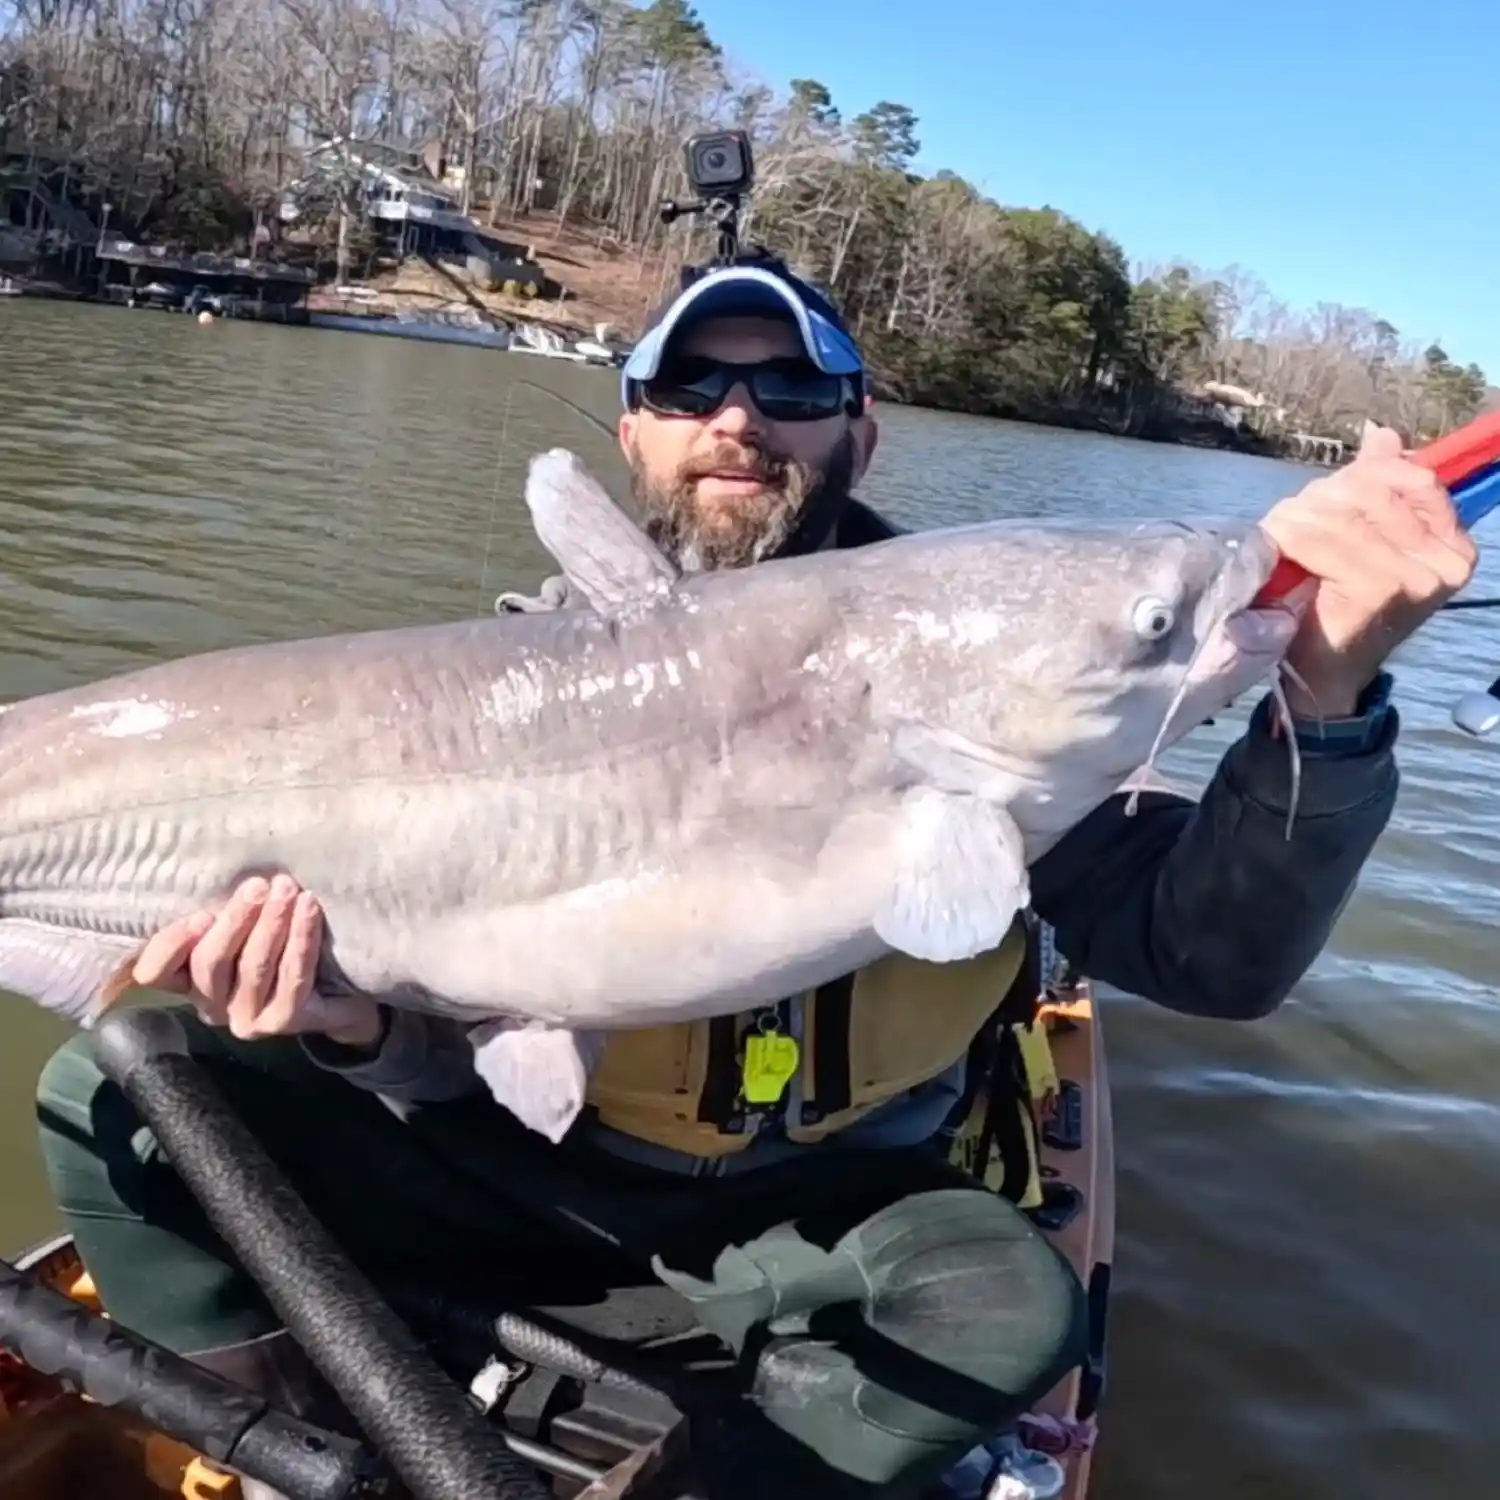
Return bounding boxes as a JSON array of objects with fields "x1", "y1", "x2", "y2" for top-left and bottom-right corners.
[{"x1": 525, "y1": 449, "x2": 679, "y2": 618}]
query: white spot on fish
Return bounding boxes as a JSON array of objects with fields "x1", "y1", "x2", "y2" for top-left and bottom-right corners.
[
  {"x1": 892, "y1": 608, "x2": 1002, "y2": 649},
  {"x1": 686, "y1": 649, "x2": 703, "y2": 670},
  {"x1": 485, "y1": 670, "x2": 544, "y2": 727},
  {"x1": 69, "y1": 698, "x2": 193, "y2": 739},
  {"x1": 580, "y1": 673, "x2": 619, "y2": 701}
]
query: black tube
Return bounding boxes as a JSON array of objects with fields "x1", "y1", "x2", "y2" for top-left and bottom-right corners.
[
  {"x1": 0, "y1": 1258, "x2": 370, "y2": 1500},
  {"x1": 491, "y1": 1312, "x2": 665, "y2": 1399},
  {"x1": 92, "y1": 1007, "x2": 552, "y2": 1500}
]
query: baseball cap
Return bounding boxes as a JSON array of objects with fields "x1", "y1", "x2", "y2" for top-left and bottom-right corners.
[{"x1": 621, "y1": 262, "x2": 864, "y2": 406}]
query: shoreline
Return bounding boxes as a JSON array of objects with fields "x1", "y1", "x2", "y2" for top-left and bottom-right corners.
[{"x1": 1, "y1": 273, "x2": 1332, "y2": 467}]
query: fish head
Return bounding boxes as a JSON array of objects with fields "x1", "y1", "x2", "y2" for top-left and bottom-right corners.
[{"x1": 864, "y1": 516, "x2": 1306, "y2": 830}]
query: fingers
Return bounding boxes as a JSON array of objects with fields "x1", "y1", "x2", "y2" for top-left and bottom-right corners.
[
  {"x1": 1265, "y1": 505, "x2": 1470, "y2": 613},
  {"x1": 186, "y1": 876, "x2": 273, "y2": 1017},
  {"x1": 1357, "y1": 420, "x2": 1404, "y2": 461},
  {"x1": 132, "y1": 909, "x2": 216, "y2": 996},
  {"x1": 131, "y1": 874, "x2": 332, "y2": 1039},
  {"x1": 1265, "y1": 451, "x2": 1476, "y2": 601},
  {"x1": 225, "y1": 877, "x2": 311, "y2": 1038},
  {"x1": 237, "y1": 890, "x2": 324, "y2": 1039}
]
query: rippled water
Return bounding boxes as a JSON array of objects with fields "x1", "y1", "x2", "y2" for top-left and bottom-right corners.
[{"x1": 2, "y1": 299, "x2": 1499, "y2": 1500}]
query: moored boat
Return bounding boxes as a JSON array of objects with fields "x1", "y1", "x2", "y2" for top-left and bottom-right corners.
[{"x1": 0, "y1": 967, "x2": 1111, "y2": 1500}]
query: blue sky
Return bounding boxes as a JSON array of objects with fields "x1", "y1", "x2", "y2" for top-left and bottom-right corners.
[{"x1": 689, "y1": 0, "x2": 1497, "y2": 377}]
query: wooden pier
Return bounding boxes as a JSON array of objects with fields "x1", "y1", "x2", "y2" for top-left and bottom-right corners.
[
  {"x1": 3, "y1": 145, "x2": 316, "y2": 322},
  {"x1": 95, "y1": 236, "x2": 315, "y2": 322}
]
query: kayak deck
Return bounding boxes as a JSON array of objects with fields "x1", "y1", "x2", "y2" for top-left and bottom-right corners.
[{"x1": 0, "y1": 984, "x2": 1112, "y2": 1500}]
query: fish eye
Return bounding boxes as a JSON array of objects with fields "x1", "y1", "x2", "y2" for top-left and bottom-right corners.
[{"x1": 1131, "y1": 597, "x2": 1176, "y2": 640}]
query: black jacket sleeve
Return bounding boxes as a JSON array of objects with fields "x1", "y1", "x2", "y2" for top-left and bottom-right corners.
[{"x1": 1028, "y1": 696, "x2": 1399, "y2": 1020}]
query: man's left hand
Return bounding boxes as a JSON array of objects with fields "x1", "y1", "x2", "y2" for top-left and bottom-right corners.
[{"x1": 1260, "y1": 420, "x2": 1478, "y2": 718}]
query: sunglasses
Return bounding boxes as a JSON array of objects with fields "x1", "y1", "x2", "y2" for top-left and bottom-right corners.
[{"x1": 632, "y1": 355, "x2": 861, "y2": 423}]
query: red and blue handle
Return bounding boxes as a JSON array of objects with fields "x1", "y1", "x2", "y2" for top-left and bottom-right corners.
[{"x1": 1255, "y1": 409, "x2": 1500, "y2": 606}]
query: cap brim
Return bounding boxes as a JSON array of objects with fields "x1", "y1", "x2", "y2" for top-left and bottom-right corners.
[{"x1": 621, "y1": 266, "x2": 863, "y2": 401}]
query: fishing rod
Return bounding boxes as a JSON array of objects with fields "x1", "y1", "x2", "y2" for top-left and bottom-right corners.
[{"x1": 1250, "y1": 409, "x2": 1500, "y2": 736}]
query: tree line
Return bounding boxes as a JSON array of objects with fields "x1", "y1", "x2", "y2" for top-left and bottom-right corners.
[{"x1": 1, "y1": 0, "x2": 1487, "y2": 444}]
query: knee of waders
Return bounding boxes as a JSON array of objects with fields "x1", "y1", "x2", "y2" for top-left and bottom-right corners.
[
  {"x1": 853, "y1": 1187, "x2": 1087, "y2": 1427},
  {"x1": 748, "y1": 1189, "x2": 1088, "y2": 1490},
  {"x1": 36, "y1": 1029, "x2": 161, "y2": 1218}
]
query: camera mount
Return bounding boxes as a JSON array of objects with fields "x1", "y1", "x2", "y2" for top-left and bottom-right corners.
[
  {"x1": 659, "y1": 130, "x2": 755, "y2": 265},
  {"x1": 658, "y1": 192, "x2": 742, "y2": 263}
]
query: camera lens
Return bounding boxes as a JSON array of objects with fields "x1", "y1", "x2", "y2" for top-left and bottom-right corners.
[{"x1": 686, "y1": 132, "x2": 751, "y2": 194}]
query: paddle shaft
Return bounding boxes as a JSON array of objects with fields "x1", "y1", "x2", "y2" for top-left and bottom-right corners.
[{"x1": 91, "y1": 1007, "x2": 553, "y2": 1500}]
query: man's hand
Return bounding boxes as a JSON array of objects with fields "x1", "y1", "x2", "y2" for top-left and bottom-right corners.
[
  {"x1": 132, "y1": 874, "x2": 384, "y2": 1047},
  {"x1": 1261, "y1": 421, "x2": 1477, "y2": 718}
]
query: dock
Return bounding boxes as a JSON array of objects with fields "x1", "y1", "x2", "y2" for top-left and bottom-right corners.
[{"x1": 95, "y1": 237, "x2": 316, "y2": 322}]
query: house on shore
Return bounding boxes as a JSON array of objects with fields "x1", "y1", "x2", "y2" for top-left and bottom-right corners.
[{"x1": 278, "y1": 138, "x2": 550, "y2": 296}]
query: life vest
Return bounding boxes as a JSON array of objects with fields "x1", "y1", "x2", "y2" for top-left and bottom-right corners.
[{"x1": 583, "y1": 912, "x2": 1056, "y2": 1208}]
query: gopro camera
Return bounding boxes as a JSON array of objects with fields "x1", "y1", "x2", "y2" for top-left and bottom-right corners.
[{"x1": 684, "y1": 131, "x2": 754, "y2": 199}]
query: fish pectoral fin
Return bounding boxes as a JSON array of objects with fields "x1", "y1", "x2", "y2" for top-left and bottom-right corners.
[
  {"x1": 0, "y1": 920, "x2": 143, "y2": 1025},
  {"x1": 890, "y1": 721, "x2": 1014, "y2": 796},
  {"x1": 468, "y1": 1018, "x2": 606, "y2": 1143},
  {"x1": 875, "y1": 789, "x2": 1030, "y2": 964},
  {"x1": 525, "y1": 449, "x2": 679, "y2": 618}
]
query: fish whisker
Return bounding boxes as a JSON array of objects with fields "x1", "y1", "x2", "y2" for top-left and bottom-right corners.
[
  {"x1": 1126, "y1": 627, "x2": 1213, "y2": 819},
  {"x1": 1268, "y1": 664, "x2": 1303, "y2": 839}
]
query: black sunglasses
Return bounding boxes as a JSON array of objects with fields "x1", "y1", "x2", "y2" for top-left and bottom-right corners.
[{"x1": 631, "y1": 355, "x2": 861, "y2": 423}]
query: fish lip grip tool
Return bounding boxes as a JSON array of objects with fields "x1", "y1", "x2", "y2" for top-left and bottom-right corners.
[{"x1": 1245, "y1": 411, "x2": 1500, "y2": 738}]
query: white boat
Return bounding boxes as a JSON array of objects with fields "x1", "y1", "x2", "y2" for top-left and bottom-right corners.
[{"x1": 508, "y1": 321, "x2": 589, "y2": 362}]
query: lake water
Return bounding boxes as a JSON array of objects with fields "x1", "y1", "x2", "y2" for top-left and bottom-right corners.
[{"x1": 2, "y1": 297, "x2": 1499, "y2": 1500}]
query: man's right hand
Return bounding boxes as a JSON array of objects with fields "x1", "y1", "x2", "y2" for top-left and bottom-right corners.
[{"x1": 132, "y1": 874, "x2": 385, "y2": 1047}]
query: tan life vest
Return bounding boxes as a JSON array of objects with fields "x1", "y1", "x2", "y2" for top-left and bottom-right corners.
[{"x1": 583, "y1": 916, "x2": 1031, "y2": 1160}]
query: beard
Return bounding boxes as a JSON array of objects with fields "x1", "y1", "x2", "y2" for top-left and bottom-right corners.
[{"x1": 629, "y1": 432, "x2": 857, "y2": 574}]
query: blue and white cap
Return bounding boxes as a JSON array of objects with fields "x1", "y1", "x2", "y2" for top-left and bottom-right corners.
[{"x1": 621, "y1": 264, "x2": 864, "y2": 405}]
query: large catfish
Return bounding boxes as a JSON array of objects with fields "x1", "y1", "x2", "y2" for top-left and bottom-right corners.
[{"x1": 0, "y1": 450, "x2": 1304, "y2": 1139}]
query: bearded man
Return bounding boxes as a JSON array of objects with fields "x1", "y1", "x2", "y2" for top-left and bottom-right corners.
[{"x1": 34, "y1": 258, "x2": 1468, "y2": 1500}]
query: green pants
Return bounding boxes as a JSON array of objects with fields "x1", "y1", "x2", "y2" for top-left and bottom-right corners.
[{"x1": 36, "y1": 1010, "x2": 1087, "y2": 1497}]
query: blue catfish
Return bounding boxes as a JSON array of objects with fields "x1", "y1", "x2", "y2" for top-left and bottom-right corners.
[{"x1": 0, "y1": 450, "x2": 1303, "y2": 1140}]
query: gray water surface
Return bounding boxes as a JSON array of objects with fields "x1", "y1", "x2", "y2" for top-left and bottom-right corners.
[{"x1": 2, "y1": 298, "x2": 1497, "y2": 1500}]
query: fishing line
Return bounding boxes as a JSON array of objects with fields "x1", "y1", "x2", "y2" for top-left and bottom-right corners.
[
  {"x1": 474, "y1": 381, "x2": 517, "y2": 618},
  {"x1": 470, "y1": 380, "x2": 620, "y2": 617},
  {"x1": 509, "y1": 380, "x2": 616, "y2": 439}
]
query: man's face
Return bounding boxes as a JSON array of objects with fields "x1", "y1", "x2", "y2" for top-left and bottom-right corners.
[{"x1": 618, "y1": 314, "x2": 878, "y2": 572}]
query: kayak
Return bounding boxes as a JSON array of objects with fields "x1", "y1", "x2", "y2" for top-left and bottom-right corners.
[
  {"x1": 0, "y1": 979, "x2": 1112, "y2": 1500},
  {"x1": 1027, "y1": 983, "x2": 1113, "y2": 1500}
]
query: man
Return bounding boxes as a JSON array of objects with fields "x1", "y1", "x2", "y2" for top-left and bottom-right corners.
[{"x1": 35, "y1": 257, "x2": 1474, "y2": 1500}]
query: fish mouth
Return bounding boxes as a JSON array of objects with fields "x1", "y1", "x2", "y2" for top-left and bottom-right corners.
[
  {"x1": 1210, "y1": 523, "x2": 1312, "y2": 663},
  {"x1": 1167, "y1": 526, "x2": 1310, "y2": 727},
  {"x1": 1221, "y1": 598, "x2": 1304, "y2": 662}
]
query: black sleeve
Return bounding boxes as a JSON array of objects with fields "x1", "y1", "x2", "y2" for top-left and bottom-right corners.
[{"x1": 1028, "y1": 697, "x2": 1399, "y2": 1019}]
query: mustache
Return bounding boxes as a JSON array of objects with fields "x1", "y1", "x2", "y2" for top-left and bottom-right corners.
[{"x1": 681, "y1": 443, "x2": 788, "y2": 484}]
